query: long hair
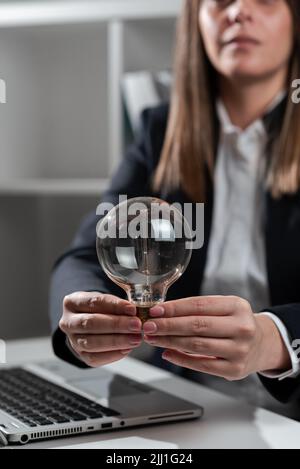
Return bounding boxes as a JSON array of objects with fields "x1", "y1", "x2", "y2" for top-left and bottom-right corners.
[{"x1": 152, "y1": 0, "x2": 300, "y2": 202}]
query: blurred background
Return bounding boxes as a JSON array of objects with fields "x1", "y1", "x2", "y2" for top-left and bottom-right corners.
[
  {"x1": 0, "y1": 0, "x2": 182, "y2": 340},
  {"x1": 3, "y1": 1, "x2": 300, "y2": 425}
]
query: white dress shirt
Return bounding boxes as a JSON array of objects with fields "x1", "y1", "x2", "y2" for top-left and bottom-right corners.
[{"x1": 201, "y1": 96, "x2": 300, "y2": 380}]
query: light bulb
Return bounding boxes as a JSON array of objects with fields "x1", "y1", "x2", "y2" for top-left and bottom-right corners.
[{"x1": 96, "y1": 197, "x2": 192, "y2": 324}]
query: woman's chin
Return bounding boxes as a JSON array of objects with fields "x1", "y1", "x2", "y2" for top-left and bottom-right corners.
[{"x1": 220, "y1": 65, "x2": 268, "y2": 84}]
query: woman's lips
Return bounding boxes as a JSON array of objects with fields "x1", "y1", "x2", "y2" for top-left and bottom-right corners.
[{"x1": 222, "y1": 36, "x2": 261, "y2": 48}]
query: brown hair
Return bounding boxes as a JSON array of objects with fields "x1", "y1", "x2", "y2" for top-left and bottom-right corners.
[{"x1": 152, "y1": 0, "x2": 300, "y2": 202}]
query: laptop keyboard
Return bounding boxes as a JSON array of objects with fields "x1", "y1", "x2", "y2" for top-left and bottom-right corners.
[{"x1": 0, "y1": 368, "x2": 120, "y2": 427}]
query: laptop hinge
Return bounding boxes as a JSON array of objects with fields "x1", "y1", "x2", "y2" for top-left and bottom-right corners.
[{"x1": 0, "y1": 430, "x2": 8, "y2": 447}]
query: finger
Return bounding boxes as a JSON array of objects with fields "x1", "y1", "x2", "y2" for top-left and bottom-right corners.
[
  {"x1": 149, "y1": 296, "x2": 248, "y2": 318},
  {"x1": 60, "y1": 313, "x2": 142, "y2": 335},
  {"x1": 80, "y1": 350, "x2": 133, "y2": 368},
  {"x1": 64, "y1": 292, "x2": 136, "y2": 316},
  {"x1": 162, "y1": 349, "x2": 231, "y2": 378},
  {"x1": 144, "y1": 335, "x2": 234, "y2": 359},
  {"x1": 143, "y1": 316, "x2": 235, "y2": 338},
  {"x1": 71, "y1": 333, "x2": 142, "y2": 353}
]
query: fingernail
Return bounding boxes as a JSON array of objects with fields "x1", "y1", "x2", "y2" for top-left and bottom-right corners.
[
  {"x1": 77, "y1": 339, "x2": 87, "y2": 347},
  {"x1": 150, "y1": 306, "x2": 164, "y2": 317},
  {"x1": 143, "y1": 322, "x2": 157, "y2": 334},
  {"x1": 121, "y1": 349, "x2": 132, "y2": 355},
  {"x1": 124, "y1": 305, "x2": 136, "y2": 316},
  {"x1": 81, "y1": 319, "x2": 89, "y2": 329},
  {"x1": 128, "y1": 318, "x2": 141, "y2": 332}
]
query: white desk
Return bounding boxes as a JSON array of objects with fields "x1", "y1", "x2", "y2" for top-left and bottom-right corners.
[{"x1": 2, "y1": 337, "x2": 300, "y2": 449}]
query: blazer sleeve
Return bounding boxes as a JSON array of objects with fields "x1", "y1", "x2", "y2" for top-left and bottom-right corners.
[
  {"x1": 49, "y1": 105, "x2": 167, "y2": 367},
  {"x1": 259, "y1": 303, "x2": 300, "y2": 403}
]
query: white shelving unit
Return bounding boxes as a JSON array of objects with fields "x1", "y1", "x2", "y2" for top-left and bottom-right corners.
[
  {"x1": 0, "y1": 178, "x2": 109, "y2": 196},
  {"x1": 0, "y1": 0, "x2": 182, "y2": 194},
  {"x1": 0, "y1": 0, "x2": 181, "y2": 340},
  {"x1": 0, "y1": 1, "x2": 182, "y2": 28}
]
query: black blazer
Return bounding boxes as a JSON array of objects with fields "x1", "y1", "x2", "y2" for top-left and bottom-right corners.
[{"x1": 49, "y1": 100, "x2": 300, "y2": 404}]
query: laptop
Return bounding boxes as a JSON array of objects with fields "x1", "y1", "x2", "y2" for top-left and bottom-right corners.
[{"x1": 0, "y1": 359, "x2": 203, "y2": 446}]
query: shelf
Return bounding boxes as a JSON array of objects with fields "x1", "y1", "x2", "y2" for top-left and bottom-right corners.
[
  {"x1": 0, "y1": 0, "x2": 182, "y2": 28},
  {"x1": 0, "y1": 178, "x2": 109, "y2": 196}
]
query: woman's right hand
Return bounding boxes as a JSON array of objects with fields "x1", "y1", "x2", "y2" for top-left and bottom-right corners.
[{"x1": 59, "y1": 292, "x2": 142, "y2": 367}]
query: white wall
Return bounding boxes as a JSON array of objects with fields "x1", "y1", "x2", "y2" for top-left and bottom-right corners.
[
  {"x1": 0, "y1": 24, "x2": 110, "y2": 181},
  {"x1": 0, "y1": 29, "x2": 42, "y2": 180}
]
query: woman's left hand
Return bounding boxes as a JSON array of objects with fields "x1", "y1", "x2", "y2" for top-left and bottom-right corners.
[{"x1": 143, "y1": 296, "x2": 291, "y2": 381}]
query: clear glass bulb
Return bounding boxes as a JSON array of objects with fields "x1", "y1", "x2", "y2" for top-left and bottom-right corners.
[{"x1": 96, "y1": 197, "x2": 192, "y2": 324}]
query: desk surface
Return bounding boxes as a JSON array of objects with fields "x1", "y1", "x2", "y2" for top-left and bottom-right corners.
[{"x1": 2, "y1": 337, "x2": 300, "y2": 449}]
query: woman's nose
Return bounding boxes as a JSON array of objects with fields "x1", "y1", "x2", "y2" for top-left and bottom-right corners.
[{"x1": 227, "y1": 0, "x2": 253, "y2": 24}]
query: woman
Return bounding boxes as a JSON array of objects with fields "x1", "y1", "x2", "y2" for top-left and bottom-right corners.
[{"x1": 50, "y1": 0, "x2": 300, "y2": 405}]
